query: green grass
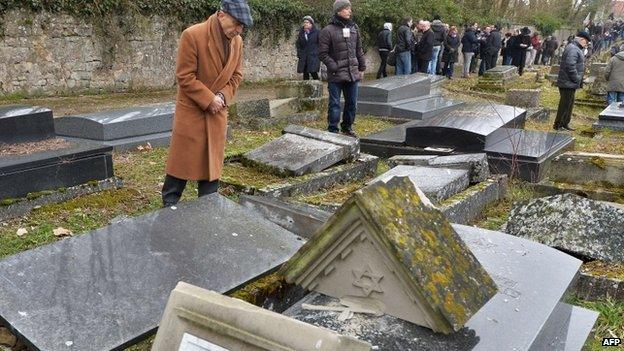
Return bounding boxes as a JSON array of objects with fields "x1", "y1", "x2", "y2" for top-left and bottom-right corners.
[{"x1": 568, "y1": 297, "x2": 624, "y2": 351}]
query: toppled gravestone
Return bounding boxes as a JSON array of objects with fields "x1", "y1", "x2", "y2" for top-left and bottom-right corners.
[
  {"x1": 369, "y1": 165, "x2": 470, "y2": 203},
  {"x1": 505, "y1": 193, "x2": 624, "y2": 263},
  {"x1": 242, "y1": 125, "x2": 359, "y2": 176},
  {"x1": 389, "y1": 153, "x2": 490, "y2": 183},
  {"x1": 281, "y1": 176, "x2": 498, "y2": 334}
]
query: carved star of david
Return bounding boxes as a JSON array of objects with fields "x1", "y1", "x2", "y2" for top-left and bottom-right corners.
[{"x1": 352, "y1": 264, "x2": 384, "y2": 296}]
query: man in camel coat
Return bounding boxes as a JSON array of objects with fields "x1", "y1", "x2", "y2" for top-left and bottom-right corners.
[{"x1": 162, "y1": 0, "x2": 252, "y2": 207}]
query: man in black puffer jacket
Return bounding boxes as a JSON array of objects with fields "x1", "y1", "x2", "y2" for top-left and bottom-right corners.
[
  {"x1": 554, "y1": 31, "x2": 590, "y2": 131},
  {"x1": 319, "y1": 0, "x2": 366, "y2": 137},
  {"x1": 376, "y1": 22, "x2": 393, "y2": 79}
]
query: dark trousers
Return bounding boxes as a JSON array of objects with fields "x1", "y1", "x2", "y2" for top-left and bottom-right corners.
[
  {"x1": 554, "y1": 88, "x2": 576, "y2": 128},
  {"x1": 488, "y1": 53, "x2": 498, "y2": 69},
  {"x1": 377, "y1": 50, "x2": 389, "y2": 79},
  {"x1": 411, "y1": 52, "x2": 419, "y2": 74},
  {"x1": 417, "y1": 59, "x2": 429, "y2": 73},
  {"x1": 328, "y1": 81, "x2": 358, "y2": 133},
  {"x1": 443, "y1": 61, "x2": 455, "y2": 78},
  {"x1": 161, "y1": 174, "x2": 219, "y2": 207},
  {"x1": 303, "y1": 72, "x2": 319, "y2": 80}
]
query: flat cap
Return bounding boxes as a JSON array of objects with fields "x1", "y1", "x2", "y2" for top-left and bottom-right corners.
[
  {"x1": 576, "y1": 30, "x2": 591, "y2": 41},
  {"x1": 221, "y1": 0, "x2": 253, "y2": 27}
]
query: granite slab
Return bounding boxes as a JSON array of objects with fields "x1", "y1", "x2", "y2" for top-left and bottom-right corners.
[
  {"x1": 597, "y1": 102, "x2": 624, "y2": 121},
  {"x1": 284, "y1": 224, "x2": 596, "y2": 351},
  {"x1": 405, "y1": 103, "x2": 527, "y2": 151},
  {"x1": 0, "y1": 105, "x2": 54, "y2": 142},
  {"x1": 358, "y1": 74, "x2": 432, "y2": 103},
  {"x1": 54, "y1": 103, "x2": 174, "y2": 141},
  {"x1": 369, "y1": 165, "x2": 470, "y2": 203},
  {"x1": 283, "y1": 124, "x2": 359, "y2": 158},
  {"x1": 483, "y1": 65, "x2": 519, "y2": 79},
  {"x1": 484, "y1": 128, "x2": 575, "y2": 163},
  {"x1": 391, "y1": 97, "x2": 463, "y2": 120},
  {"x1": 241, "y1": 133, "x2": 348, "y2": 177},
  {"x1": 0, "y1": 195, "x2": 304, "y2": 351}
]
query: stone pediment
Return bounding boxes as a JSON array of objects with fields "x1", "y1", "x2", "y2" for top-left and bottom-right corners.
[{"x1": 282, "y1": 177, "x2": 497, "y2": 334}]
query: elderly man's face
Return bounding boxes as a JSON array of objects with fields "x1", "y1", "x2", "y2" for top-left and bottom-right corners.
[
  {"x1": 337, "y1": 6, "x2": 352, "y2": 19},
  {"x1": 303, "y1": 20, "x2": 313, "y2": 30},
  {"x1": 218, "y1": 11, "x2": 244, "y2": 38}
]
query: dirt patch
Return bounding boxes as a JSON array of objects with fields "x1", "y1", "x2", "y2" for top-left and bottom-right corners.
[{"x1": 0, "y1": 138, "x2": 71, "y2": 157}]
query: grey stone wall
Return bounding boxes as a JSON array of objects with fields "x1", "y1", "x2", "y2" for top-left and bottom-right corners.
[{"x1": 0, "y1": 10, "x2": 380, "y2": 96}]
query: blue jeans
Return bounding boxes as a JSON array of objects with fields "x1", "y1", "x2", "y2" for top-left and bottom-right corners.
[
  {"x1": 328, "y1": 81, "x2": 358, "y2": 133},
  {"x1": 396, "y1": 51, "x2": 412, "y2": 75},
  {"x1": 503, "y1": 55, "x2": 513, "y2": 65},
  {"x1": 428, "y1": 46, "x2": 442, "y2": 74},
  {"x1": 607, "y1": 91, "x2": 624, "y2": 105}
]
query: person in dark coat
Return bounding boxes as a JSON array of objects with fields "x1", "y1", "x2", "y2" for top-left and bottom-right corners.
[
  {"x1": 395, "y1": 17, "x2": 414, "y2": 75},
  {"x1": 415, "y1": 20, "x2": 434, "y2": 73},
  {"x1": 442, "y1": 26, "x2": 461, "y2": 78},
  {"x1": 318, "y1": 0, "x2": 366, "y2": 137},
  {"x1": 376, "y1": 22, "x2": 393, "y2": 79},
  {"x1": 487, "y1": 25, "x2": 502, "y2": 69},
  {"x1": 554, "y1": 31, "x2": 590, "y2": 131},
  {"x1": 461, "y1": 23, "x2": 479, "y2": 78},
  {"x1": 511, "y1": 27, "x2": 531, "y2": 75},
  {"x1": 296, "y1": 16, "x2": 320, "y2": 80},
  {"x1": 541, "y1": 36, "x2": 559, "y2": 65},
  {"x1": 501, "y1": 32, "x2": 513, "y2": 65}
]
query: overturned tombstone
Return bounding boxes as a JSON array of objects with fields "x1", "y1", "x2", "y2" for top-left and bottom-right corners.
[
  {"x1": 593, "y1": 102, "x2": 624, "y2": 131},
  {"x1": 242, "y1": 125, "x2": 359, "y2": 176},
  {"x1": 474, "y1": 66, "x2": 519, "y2": 91},
  {"x1": 277, "y1": 179, "x2": 597, "y2": 350},
  {"x1": 369, "y1": 166, "x2": 470, "y2": 204},
  {"x1": 505, "y1": 193, "x2": 624, "y2": 263},
  {"x1": 389, "y1": 153, "x2": 490, "y2": 183},
  {"x1": 282, "y1": 177, "x2": 498, "y2": 333},
  {"x1": 152, "y1": 282, "x2": 371, "y2": 351}
]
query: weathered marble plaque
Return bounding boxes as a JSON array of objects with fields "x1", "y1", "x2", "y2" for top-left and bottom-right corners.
[
  {"x1": 54, "y1": 103, "x2": 175, "y2": 141},
  {"x1": 405, "y1": 103, "x2": 527, "y2": 151},
  {"x1": 284, "y1": 224, "x2": 597, "y2": 351},
  {"x1": 0, "y1": 105, "x2": 54, "y2": 142},
  {"x1": 483, "y1": 65, "x2": 518, "y2": 79},
  {"x1": 369, "y1": 165, "x2": 470, "y2": 202},
  {"x1": 0, "y1": 195, "x2": 304, "y2": 351},
  {"x1": 358, "y1": 74, "x2": 431, "y2": 103}
]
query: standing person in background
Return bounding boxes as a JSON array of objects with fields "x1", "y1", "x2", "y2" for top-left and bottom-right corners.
[
  {"x1": 395, "y1": 17, "x2": 414, "y2": 75},
  {"x1": 412, "y1": 21, "x2": 423, "y2": 73},
  {"x1": 529, "y1": 33, "x2": 541, "y2": 67},
  {"x1": 442, "y1": 26, "x2": 461, "y2": 79},
  {"x1": 461, "y1": 23, "x2": 479, "y2": 78},
  {"x1": 162, "y1": 0, "x2": 251, "y2": 207},
  {"x1": 501, "y1": 32, "x2": 513, "y2": 65},
  {"x1": 296, "y1": 16, "x2": 320, "y2": 80},
  {"x1": 478, "y1": 26, "x2": 491, "y2": 76},
  {"x1": 318, "y1": 0, "x2": 366, "y2": 137},
  {"x1": 541, "y1": 36, "x2": 558, "y2": 65},
  {"x1": 512, "y1": 27, "x2": 531, "y2": 75},
  {"x1": 605, "y1": 48, "x2": 624, "y2": 104},
  {"x1": 429, "y1": 19, "x2": 446, "y2": 75},
  {"x1": 376, "y1": 22, "x2": 393, "y2": 79},
  {"x1": 487, "y1": 24, "x2": 502, "y2": 69},
  {"x1": 554, "y1": 31, "x2": 590, "y2": 131},
  {"x1": 416, "y1": 21, "x2": 435, "y2": 74}
]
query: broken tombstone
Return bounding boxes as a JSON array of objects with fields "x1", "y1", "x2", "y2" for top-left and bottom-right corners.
[
  {"x1": 241, "y1": 125, "x2": 359, "y2": 177},
  {"x1": 281, "y1": 176, "x2": 498, "y2": 334},
  {"x1": 152, "y1": 282, "x2": 372, "y2": 351},
  {"x1": 505, "y1": 193, "x2": 624, "y2": 263}
]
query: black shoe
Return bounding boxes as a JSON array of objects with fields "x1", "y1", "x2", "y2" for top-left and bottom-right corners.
[
  {"x1": 562, "y1": 125, "x2": 576, "y2": 131},
  {"x1": 342, "y1": 129, "x2": 358, "y2": 138}
]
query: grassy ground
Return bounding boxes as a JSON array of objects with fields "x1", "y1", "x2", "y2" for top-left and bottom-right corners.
[{"x1": 1, "y1": 78, "x2": 623, "y2": 349}]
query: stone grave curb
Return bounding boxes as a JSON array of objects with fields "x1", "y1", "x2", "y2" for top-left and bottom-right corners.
[
  {"x1": 222, "y1": 154, "x2": 379, "y2": 198},
  {"x1": 0, "y1": 178, "x2": 124, "y2": 222},
  {"x1": 530, "y1": 181, "x2": 624, "y2": 203},
  {"x1": 573, "y1": 271, "x2": 624, "y2": 302},
  {"x1": 438, "y1": 175, "x2": 508, "y2": 225}
]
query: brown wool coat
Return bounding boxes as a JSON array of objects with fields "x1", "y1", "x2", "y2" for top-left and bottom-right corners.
[{"x1": 166, "y1": 14, "x2": 243, "y2": 181}]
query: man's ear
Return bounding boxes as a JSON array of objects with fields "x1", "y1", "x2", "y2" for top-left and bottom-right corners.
[{"x1": 216, "y1": 10, "x2": 224, "y2": 19}]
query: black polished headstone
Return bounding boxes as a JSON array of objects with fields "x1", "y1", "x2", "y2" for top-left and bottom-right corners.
[
  {"x1": 284, "y1": 224, "x2": 598, "y2": 351},
  {"x1": 0, "y1": 105, "x2": 54, "y2": 143},
  {"x1": 484, "y1": 128, "x2": 575, "y2": 182},
  {"x1": 392, "y1": 97, "x2": 464, "y2": 120},
  {"x1": 0, "y1": 195, "x2": 304, "y2": 351},
  {"x1": 0, "y1": 140, "x2": 114, "y2": 199},
  {"x1": 405, "y1": 104, "x2": 527, "y2": 151},
  {"x1": 54, "y1": 103, "x2": 175, "y2": 141}
]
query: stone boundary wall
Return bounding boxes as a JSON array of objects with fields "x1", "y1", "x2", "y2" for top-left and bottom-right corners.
[{"x1": 0, "y1": 10, "x2": 380, "y2": 96}]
